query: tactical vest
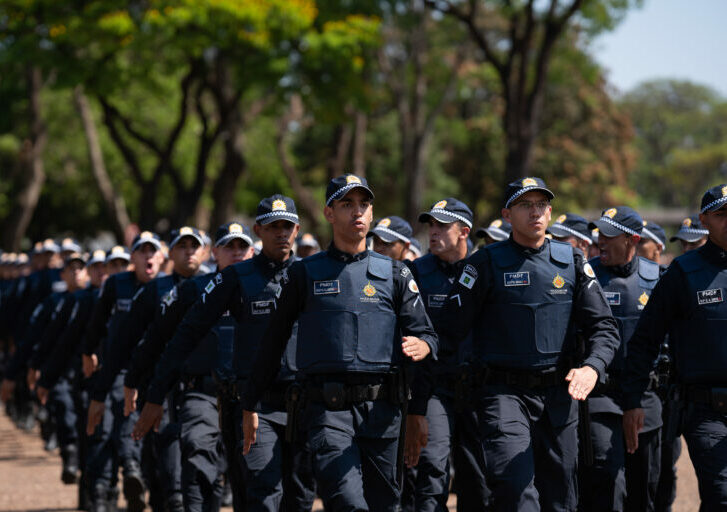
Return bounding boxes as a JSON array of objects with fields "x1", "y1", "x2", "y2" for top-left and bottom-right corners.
[
  {"x1": 104, "y1": 271, "x2": 138, "y2": 360},
  {"x1": 671, "y1": 249, "x2": 727, "y2": 384},
  {"x1": 296, "y1": 251, "x2": 399, "y2": 374},
  {"x1": 475, "y1": 239, "x2": 576, "y2": 369},
  {"x1": 412, "y1": 254, "x2": 472, "y2": 368},
  {"x1": 592, "y1": 256, "x2": 659, "y2": 373},
  {"x1": 181, "y1": 275, "x2": 223, "y2": 377}
]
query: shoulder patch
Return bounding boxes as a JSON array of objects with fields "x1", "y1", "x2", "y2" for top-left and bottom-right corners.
[
  {"x1": 408, "y1": 280, "x2": 419, "y2": 294},
  {"x1": 205, "y1": 280, "x2": 215, "y2": 294},
  {"x1": 459, "y1": 266, "x2": 478, "y2": 289},
  {"x1": 400, "y1": 266, "x2": 411, "y2": 278},
  {"x1": 583, "y1": 262, "x2": 596, "y2": 279}
]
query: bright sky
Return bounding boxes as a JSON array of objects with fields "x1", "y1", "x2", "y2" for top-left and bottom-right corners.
[{"x1": 593, "y1": 0, "x2": 727, "y2": 97}]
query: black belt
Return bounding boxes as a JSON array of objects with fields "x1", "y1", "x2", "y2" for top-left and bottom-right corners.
[
  {"x1": 182, "y1": 375, "x2": 217, "y2": 397},
  {"x1": 484, "y1": 367, "x2": 563, "y2": 389},
  {"x1": 231, "y1": 379, "x2": 289, "y2": 409},
  {"x1": 306, "y1": 382, "x2": 394, "y2": 410},
  {"x1": 684, "y1": 386, "x2": 727, "y2": 413}
]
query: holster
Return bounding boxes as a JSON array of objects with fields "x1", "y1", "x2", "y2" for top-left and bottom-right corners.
[
  {"x1": 285, "y1": 382, "x2": 304, "y2": 444},
  {"x1": 662, "y1": 385, "x2": 684, "y2": 441},
  {"x1": 578, "y1": 399, "x2": 594, "y2": 467}
]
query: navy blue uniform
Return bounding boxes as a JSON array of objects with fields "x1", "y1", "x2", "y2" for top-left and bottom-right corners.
[
  {"x1": 443, "y1": 238, "x2": 619, "y2": 512},
  {"x1": 623, "y1": 240, "x2": 727, "y2": 509},
  {"x1": 242, "y1": 247, "x2": 438, "y2": 512}
]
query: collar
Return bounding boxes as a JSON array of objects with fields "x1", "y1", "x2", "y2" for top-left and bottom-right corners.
[
  {"x1": 607, "y1": 255, "x2": 638, "y2": 278},
  {"x1": 254, "y1": 251, "x2": 296, "y2": 275},
  {"x1": 434, "y1": 254, "x2": 462, "y2": 277},
  {"x1": 702, "y1": 239, "x2": 727, "y2": 267},
  {"x1": 327, "y1": 243, "x2": 369, "y2": 263},
  {"x1": 509, "y1": 234, "x2": 548, "y2": 256}
]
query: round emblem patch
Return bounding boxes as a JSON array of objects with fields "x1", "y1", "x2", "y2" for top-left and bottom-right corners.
[
  {"x1": 682, "y1": 217, "x2": 692, "y2": 227},
  {"x1": 491, "y1": 219, "x2": 502, "y2": 228},
  {"x1": 552, "y1": 274, "x2": 565, "y2": 289},
  {"x1": 604, "y1": 208, "x2": 617, "y2": 219},
  {"x1": 378, "y1": 218, "x2": 391, "y2": 228},
  {"x1": 434, "y1": 200, "x2": 447, "y2": 209},
  {"x1": 272, "y1": 199, "x2": 287, "y2": 211},
  {"x1": 639, "y1": 292, "x2": 649, "y2": 306},
  {"x1": 346, "y1": 175, "x2": 362, "y2": 184},
  {"x1": 229, "y1": 223, "x2": 242, "y2": 234},
  {"x1": 522, "y1": 178, "x2": 537, "y2": 187},
  {"x1": 556, "y1": 214, "x2": 567, "y2": 224},
  {"x1": 583, "y1": 263, "x2": 596, "y2": 279},
  {"x1": 408, "y1": 280, "x2": 419, "y2": 294},
  {"x1": 363, "y1": 282, "x2": 377, "y2": 297}
]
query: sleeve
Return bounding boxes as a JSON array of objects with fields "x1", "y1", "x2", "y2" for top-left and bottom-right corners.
[
  {"x1": 572, "y1": 253, "x2": 621, "y2": 379},
  {"x1": 29, "y1": 295, "x2": 76, "y2": 370},
  {"x1": 5, "y1": 298, "x2": 53, "y2": 380},
  {"x1": 440, "y1": 251, "x2": 490, "y2": 344},
  {"x1": 82, "y1": 277, "x2": 116, "y2": 356},
  {"x1": 621, "y1": 264, "x2": 685, "y2": 410},
  {"x1": 144, "y1": 270, "x2": 239, "y2": 405},
  {"x1": 393, "y1": 261, "x2": 438, "y2": 357},
  {"x1": 241, "y1": 262, "x2": 307, "y2": 411}
]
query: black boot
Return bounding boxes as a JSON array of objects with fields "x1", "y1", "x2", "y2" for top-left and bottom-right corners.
[
  {"x1": 90, "y1": 483, "x2": 110, "y2": 512},
  {"x1": 221, "y1": 477, "x2": 233, "y2": 507},
  {"x1": 61, "y1": 444, "x2": 80, "y2": 484},
  {"x1": 106, "y1": 487, "x2": 119, "y2": 512},
  {"x1": 166, "y1": 492, "x2": 184, "y2": 512},
  {"x1": 122, "y1": 458, "x2": 146, "y2": 512},
  {"x1": 77, "y1": 477, "x2": 91, "y2": 511}
]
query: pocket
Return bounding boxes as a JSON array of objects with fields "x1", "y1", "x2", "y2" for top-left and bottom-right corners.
[
  {"x1": 296, "y1": 311, "x2": 356, "y2": 370},
  {"x1": 356, "y1": 312, "x2": 396, "y2": 363},
  {"x1": 534, "y1": 302, "x2": 571, "y2": 354}
]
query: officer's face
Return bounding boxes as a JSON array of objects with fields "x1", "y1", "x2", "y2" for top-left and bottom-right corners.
[
  {"x1": 372, "y1": 235, "x2": 409, "y2": 261},
  {"x1": 170, "y1": 237, "x2": 204, "y2": 277},
  {"x1": 553, "y1": 235, "x2": 590, "y2": 257},
  {"x1": 701, "y1": 206, "x2": 727, "y2": 250},
  {"x1": 62, "y1": 261, "x2": 88, "y2": 291},
  {"x1": 106, "y1": 258, "x2": 130, "y2": 275},
  {"x1": 598, "y1": 233, "x2": 637, "y2": 266},
  {"x1": 427, "y1": 220, "x2": 466, "y2": 258},
  {"x1": 131, "y1": 243, "x2": 164, "y2": 283},
  {"x1": 87, "y1": 262, "x2": 108, "y2": 288},
  {"x1": 637, "y1": 239, "x2": 662, "y2": 264},
  {"x1": 324, "y1": 189, "x2": 373, "y2": 242},
  {"x1": 678, "y1": 238, "x2": 707, "y2": 254},
  {"x1": 254, "y1": 220, "x2": 300, "y2": 262},
  {"x1": 213, "y1": 239, "x2": 253, "y2": 270},
  {"x1": 503, "y1": 191, "x2": 551, "y2": 244}
]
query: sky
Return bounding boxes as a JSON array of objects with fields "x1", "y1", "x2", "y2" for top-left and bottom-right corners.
[{"x1": 593, "y1": 0, "x2": 727, "y2": 97}]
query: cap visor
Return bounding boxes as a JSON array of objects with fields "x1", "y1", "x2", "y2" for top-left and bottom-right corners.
[
  {"x1": 418, "y1": 212, "x2": 457, "y2": 225},
  {"x1": 670, "y1": 232, "x2": 707, "y2": 243},
  {"x1": 588, "y1": 220, "x2": 627, "y2": 238},
  {"x1": 215, "y1": 233, "x2": 253, "y2": 247},
  {"x1": 703, "y1": 197, "x2": 727, "y2": 213},
  {"x1": 131, "y1": 239, "x2": 162, "y2": 252},
  {"x1": 369, "y1": 229, "x2": 397, "y2": 243},
  {"x1": 257, "y1": 213, "x2": 299, "y2": 226},
  {"x1": 169, "y1": 234, "x2": 204, "y2": 249}
]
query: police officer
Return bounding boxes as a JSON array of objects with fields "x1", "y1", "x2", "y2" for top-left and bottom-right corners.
[
  {"x1": 475, "y1": 218, "x2": 512, "y2": 246},
  {"x1": 638, "y1": 222, "x2": 667, "y2": 266},
  {"x1": 240, "y1": 176, "x2": 438, "y2": 511},
  {"x1": 405, "y1": 239, "x2": 423, "y2": 261},
  {"x1": 585, "y1": 207, "x2": 662, "y2": 512},
  {"x1": 622, "y1": 184, "x2": 727, "y2": 509},
  {"x1": 81, "y1": 232, "x2": 165, "y2": 512},
  {"x1": 369, "y1": 216, "x2": 414, "y2": 261},
  {"x1": 548, "y1": 213, "x2": 593, "y2": 257},
  {"x1": 670, "y1": 214, "x2": 708, "y2": 254},
  {"x1": 405, "y1": 198, "x2": 491, "y2": 511},
  {"x1": 296, "y1": 233, "x2": 320, "y2": 259},
  {"x1": 442, "y1": 177, "x2": 619, "y2": 511}
]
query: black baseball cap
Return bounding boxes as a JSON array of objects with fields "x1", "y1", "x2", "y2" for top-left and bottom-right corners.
[
  {"x1": 214, "y1": 222, "x2": 253, "y2": 248},
  {"x1": 105, "y1": 245, "x2": 131, "y2": 263},
  {"x1": 670, "y1": 215, "x2": 708, "y2": 243},
  {"x1": 641, "y1": 221, "x2": 666, "y2": 249},
  {"x1": 700, "y1": 184, "x2": 727, "y2": 213},
  {"x1": 60, "y1": 237, "x2": 83, "y2": 253},
  {"x1": 418, "y1": 198, "x2": 473, "y2": 229},
  {"x1": 169, "y1": 226, "x2": 205, "y2": 249},
  {"x1": 64, "y1": 251, "x2": 86, "y2": 267},
  {"x1": 409, "y1": 238, "x2": 423, "y2": 258},
  {"x1": 87, "y1": 249, "x2": 108, "y2": 266},
  {"x1": 37, "y1": 238, "x2": 60, "y2": 254},
  {"x1": 588, "y1": 206, "x2": 643, "y2": 238},
  {"x1": 549, "y1": 213, "x2": 592, "y2": 244},
  {"x1": 326, "y1": 174, "x2": 374, "y2": 206},
  {"x1": 476, "y1": 218, "x2": 512, "y2": 241},
  {"x1": 297, "y1": 233, "x2": 320, "y2": 248},
  {"x1": 504, "y1": 177, "x2": 555, "y2": 208},
  {"x1": 368, "y1": 216, "x2": 413, "y2": 243},
  {"x1": 256, "y1": 195, "x2": 300, "y2": 225},
  {"x1": 131, "y1": 231, "x2": 163, "y2": 252}
]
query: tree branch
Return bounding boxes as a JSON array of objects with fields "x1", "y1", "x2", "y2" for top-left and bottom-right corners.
[{"x1": 99, "y1": 97, "x2": 146, "y2": 185}]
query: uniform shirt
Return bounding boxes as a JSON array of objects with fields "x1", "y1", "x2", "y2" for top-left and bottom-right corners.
[
  {"x1": 442, "y1": 237, "x2": 619, "y2": 378},
  {"x1": 241, "y1": 245, "x2": 438, "y2": 411},
  {"x1": 622, "y1": 239, "x2": 727, "y2": 410},
  {"x1": 29, "y1": 290, "x2": 79, "y2": 371}
]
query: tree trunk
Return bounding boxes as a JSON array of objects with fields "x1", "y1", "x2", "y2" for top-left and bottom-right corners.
[
  {"x1": 3, "y1": 67, "x2": 47, "y2": 251},
  {"x1": 73, "y1": 86, "x2": 130, "y2": 241},
  {"x1": 352, "y1": 110, "x2": 367, "y2": 177}
]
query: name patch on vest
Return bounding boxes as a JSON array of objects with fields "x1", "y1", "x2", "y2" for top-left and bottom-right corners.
[
  {"x1": 428, "y1": 294, "x2": 447, "y2": 308},
  {"x1": 503, "y1": 272, "x2": 530, "y2": 287},
  {"x1": 697, "y1": 288, "x2": 723, "y2": 305},
  {"x1": 251, "y1": 300, "x2": 275, "y2": 315},
  {"x1": 314, "y1": 280, "x2": 340, "y2": 295},
  {"x1": 116, "y1": 298, "x2": 132, "y2": 312},
  {"x1": 604, "y1": 292, "x2": 621, "y2": 306}
]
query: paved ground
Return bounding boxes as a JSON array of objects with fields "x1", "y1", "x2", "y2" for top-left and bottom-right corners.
[{"x1": 0, "y1": 410, "x2": 700, "y2": 511}]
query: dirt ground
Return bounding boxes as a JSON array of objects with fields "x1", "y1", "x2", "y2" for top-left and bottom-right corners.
[{"x1": 0, "y1": 410, "x2": 700, "y2": 512}]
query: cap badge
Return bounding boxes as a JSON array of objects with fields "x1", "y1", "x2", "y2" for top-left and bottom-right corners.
[
  {"x1": 93, "y1": 250, "x2": 105, "y2": 260},
  {"x1": 552, "y1": 274, "x2": 565, "y2": 289},
  {"x1": 302, "y1": 233, "x2": 314, "y2": 242},
  {"x1": 272, "y1": 199, "x2": 287, "y2": 211},
  {"x1": 604, "y1": 208, "x2": 617, "y2": 219},
  {"x1": 346, "y1": 175, "x2": 362, "y2": 185},
  {"x1": 682, "y1": 218, "x2": 692, "y2": 227},
  {"x1": 491, "y1": 219, "x2": 502, "y2": 228},
  {"x1": 556, "y1": 214, "x2": 567, "y2": 224},
  {"x1": 378, "y1": 218, "x2": 391, "y2": 227},
  {"x1": 434, "y1": 200, "x2": 448, "y2": 209},
  {"x1": 639, "y1": 291, "x2": 649, "y2": 306},
  {"x1": 63, "y1": 238, "x2": 73, "y2": 245},
  {"x1": 179, "y1": 227, "x2": 193, "y2": 235},
  {"x1": 229, "y1": 223, "x2": 242, "y2": 234},
  {"x1": 140, "y1": 231, "x2": 153, "y2": 239},
  {"x1": 522, "y1": 178, "x2": 537, "y2": 187},
  {"x1": 111, "y1": 246, "x2": 125, "y2": 255},
  {"x1": 363, "y1": 282, "x2": 377, "y2": 297},
  {"x1": 722, "y1": 185, "x2": 727, "y2": 197}
]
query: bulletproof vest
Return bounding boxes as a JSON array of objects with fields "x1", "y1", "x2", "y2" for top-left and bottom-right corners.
[
  {"x1": 182, "y1": 274, "x2": 224, "y2": 377},
  {"x1": 671, "y1": 249, "x2": 727, "y2": 384},
  {"x1": 475, "y1": 239, "x2": 576, "y2": 369},
  {"x1": 104, "y1": 271, "x2": 138, "y2": 359},
  {"x1": 592, "y1": 256, "x2": 659, "y2": 373},
  {"x1": 412, "y1": 254, "x2": 472, "y2": 368},
  {"x1": 296, "y1": 251, "x2": 399, "y2": 374},
  {"x1": 230, "y1": 257, "x2": 297, "y2": 380}
]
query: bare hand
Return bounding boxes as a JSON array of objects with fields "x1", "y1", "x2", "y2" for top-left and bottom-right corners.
[
  {"x1": 132, "y1": 402, "x2": 164, "y2": 441},
  {"x1": 402, "y1": 336, "x2": 431, "y2": 362},
  {"x1": 565, "y1": 366, "x2": 598, "y2": 401},
  {"x1": 27, "y1": 368, "x2": 40, "y2": 391},
  {"x1": 82, "y1": 354, "x2": 98, "y2": 378},
  {"x1": 623, "y1": 408, "x2": 644, "y2": 454},
  {"x1": 86, "y1": 399, "x2": 105, "y2": 435},
  {"x1": 123, "y1": 386, "x2": 138, "y2": 417},
  {"x1": 0, "y1": 378, "x2": 16, "y2": 403},
  {"x1": 242, "y1": 410, "x2": 259, "y2": 455},
  {"x1": 36, "y1": 386, "x2": 49, "y2": 405},
  {"x1": 404, "y1": 414, "x2": 428, "y2": 468}
]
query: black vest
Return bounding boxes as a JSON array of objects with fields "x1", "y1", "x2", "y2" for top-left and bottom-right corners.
[{"x1": 104, "y1": 271, "x2": 138, "y2": 361}]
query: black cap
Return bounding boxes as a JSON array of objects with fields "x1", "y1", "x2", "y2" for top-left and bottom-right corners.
[
  {"x1": 368, "y1": 216, "x2": 413, "y2": 243},
  {"x1": 409, "y1": 238, "x2": 423, "y2": 258},
  {"x1": 548, "y1": 213, "x2": 592, "y2": 244},
  {"x1": 36, "y1": 238, "x2": 60, "y2": 254},
  {"x1": 418, "y1": 198, "x2": 473, "y2": 228},
  {"x1": 63, "y1": 251, "x2": 86, "y2": 267},
  {"x1": 16, "y1": 253, "x2": 29, "y2": 266},
  {"x1": 131, "y1": 231, "x2": 163, "y2": 252},
  {"x1": 256, "y1": 195, "x2": 300, "y2": 225},
  {"x1": 588, "y1": 206, "x2": 643, "y2": 238},
  {"x1": 60, "y1": 237, "x2": 83, "y2": 253},
  {"x1": 105, "y1": 245, "x2": 131, "y2": 263},
  {"x1": 504, "y1": 177, "x2": 555, "y2": 208},
  {"x1": 325, "y1": 174, "x2": 374, "y2": 206},
  {"x1": 169, "y1": 226, "x2": 205, "y2": 249},
  {"x1": 641, "y1": 221, "x2": 666, "y2": 249},
  {"x1": 214, "y1": 222, "x2": 253, "y2": 248},
  {"x1": 670, "y1": 215, "x2": 708, "y2": 243},
  {"x1": 297, "y1": 233, "x2": 320, "y2": 248},
  {"x1": 87, "y1": 249, "x2": 107, "y2": 266},
  {"x1": 475, "y1": 218, "x2": 512, "y2": 241},
  {"x1": 700, "y1": 183, "x2": 727, "y2": 213}
]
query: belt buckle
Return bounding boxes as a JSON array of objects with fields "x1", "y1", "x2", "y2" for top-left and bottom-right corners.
[
  {"x1": 322, "y1": 382, "x2": 347, "y2": 410},
  {"x1": 710, "y1": 387, "x2": 727, "y2": 413}
]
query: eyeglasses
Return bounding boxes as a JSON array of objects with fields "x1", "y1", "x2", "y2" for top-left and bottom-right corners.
[{"x1": 510, "y1": 201, "x2": 550, "y2": 212}]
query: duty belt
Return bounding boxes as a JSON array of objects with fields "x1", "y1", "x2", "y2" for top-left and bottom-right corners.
[
  {"x1": 231, "y1": 379, "x2": 289, "y2": 410},
  {"x1": 684, "y1": 385, "x2": 727, "y2": 413},
  {"x1": 182, "y1": 375, "x2": 217, "y2": 397},
  {"x1": 306, "y1": 382, "x2": 396, "y2": 410},
  {"x1": 484, "y1": 367, "x2": 563, "y2": 389}
]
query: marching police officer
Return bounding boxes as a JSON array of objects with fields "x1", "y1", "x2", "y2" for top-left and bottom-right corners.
[
  {"x1": 241, "y1": 176, "x2": 438, "y2": 511},
  {"x1": 637, "y1": 222, "x2": 667, "y2": 266},
  {"x1": 548, "y1": 213, "x2": 593, "y2": 257},
  {"x1": 670, "y1": 214, "x2": 708, "y2": 254},
  {"x1": 443, "y1": 177, "x2": 619, "y2": 511},
  {"x1": 475, "y1": 218, "x2": 512, "y2": 246},
  {"x1": 623, "y1": 184, "x2": 727, "y2": 509},
  {"x1": 369, "y1": 216, "x2": 414, "y2": 261},
  {"x1": 585, "y1": 207, "x2": 662, "y2": 511}
]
